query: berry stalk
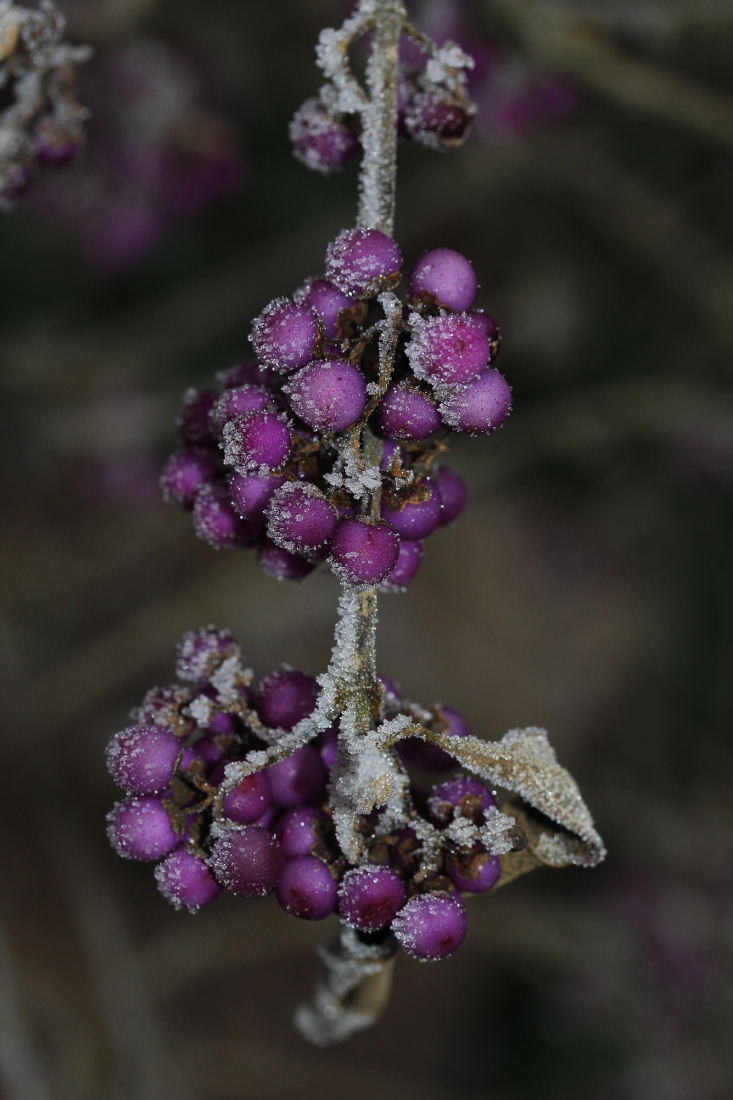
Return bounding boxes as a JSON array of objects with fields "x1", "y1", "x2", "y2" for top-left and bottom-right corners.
[{"x1": 357, "y1": 1, "x2": 404, "y2": 236}]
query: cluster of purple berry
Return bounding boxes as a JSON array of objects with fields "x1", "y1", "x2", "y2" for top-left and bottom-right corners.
[
  {"x1": 161, "y1": 229, "x2": 511, "y2": 589},
  {"x1": 105, "y1": 626, "x2": 504, "y2": 960}
]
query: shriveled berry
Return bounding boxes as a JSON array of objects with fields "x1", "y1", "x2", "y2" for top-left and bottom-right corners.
[
  {"x1": 287, "y1": 359, "x2": 367, "y2": 433},
  {"x1": 250, "y1": 298, "x2": 322, "y2": 373},
  {"x1": 377, "y1": 383, "x2": 441, "y2": 442},
  {"x1": 265, "y1": 482, "x2": 338, "y2": 555},
  {"x1": 392, "y1": 892, "x2": 468, "y2": 959},
  {"x1": 428, "y1": 775, "x2": 496, "y2": 825},
  {"x1": 439, "y1": 368, "x2": 512, "y2": 434},
  {"x1": 209, "y1": 826, "x2": 284, "y2": 898},
  {"x1": 107, "y1": 797, "x2": 178, "y2": 861},
  {"x1": 329, "y1": 517, "x2": 400, "y2": 585},
  {"x1": 409, "y1": 248, "x2": 477, "y2": 312},
  {"x1": 406, "y1": 313, "x2": 489, "y2": 385},
  {"x1": 160, "y1": 449, "x2": 217, "y2": 509},
  {"x1": 105, "y1": 725, "x2": 180, "y2": 795},
  {"x1": 155, "y1": 847, "x2": 222, "y2": 911},
  {"x1": 222, "y1": 411, "x2": 291, "y2": 471},
  {"x1": 338, "y1": 866, "x2": 406, "y2": 931},
  {"x1": 257, "y1": 669, "x2": 319, "y2": 731},
  {"x1": 325, "y1": 228, "x2": 402, "y2": 298}
]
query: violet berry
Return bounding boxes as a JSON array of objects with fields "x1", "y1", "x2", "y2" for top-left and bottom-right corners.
[
  {"x1": 268, "y1": 745, "x2": 328, "y2": 808},
  {"x1": 381, "y1": 480, "x2": 442, "y2": 540},
  {"x1": 217, "y1": 361, "x2": 275, "y2": 389},
  {"x1": 287, "y1": 359, "x2": 367, "y2": 433},
  {"x1": 177, "y1": 388, "x2": 218, "y2": 448},
  {"x1": 250, "y1": 298, "x2": 322, "y2": 373},
  {"x1": 439, "y1": 368, "x2": 512, "y2": 434},
  {"x1": 404, "y1": 94, "x2": 472, "y2": 150},
  {"x1": 105, "y1": 725, "x2": 180, "y2": 795},
  {"x1": 406, "y1": 313, "x2": 489, "y2": 386},
  {"x1": 222, "y1": 411, "x2": 291, "y2": 472},
  {"x1": 193, "y1": 483, "x2": 262, "y2": 549},
  {"x1": 427, "y1": 775, "x2": 496, "y2": 825},
  {"x1": 209, "y1": 826, "x2": 284, "y2": 898},
  {"x1": 107, "y1": 797, "x2": 178, "y2": 861},
  {"x1": 160, "y1": 449, "x2": 217, "y2": 509},
  {"x1": 380, "y1": 539, "x2": 424, "y2": 592},
  {"x1": 316, "y1": 726, "x2": 339, "y2": 769},
  {"x1": 290, "y1": 98, "x2": 359, "y2": 174},
  {"x1": 175, "y1": 627, "x2": 234, "y2": 682},
  {"x1": 155, "y1": 847, "x2": 222, "y2": 911},
  {"x1": 467, "y1": 310, "x2": 501, "y2": 358},
  {"x1": 325, "y1": 228, "x2": 402, "y2": 298},
  {"x1": 294, "y1": 278, "x2": 354, "y2": 340},
  {"x1": 447, "y1": 847, "x2": 501, "y2": 894},
  {"x1": 258, "y1": 537, "x2": 316, "y2": 581},
  {"x1": 338, "y1": 866, "x2": 406, "y2": 932},
  {"x1": 228, "y1": 471, "x2": 286, "y2": 524},
  {"x1": 276, "y1": 854, "x2": 338, "y2": 920},
  {"x1": 433, "y1": 467, "x2": 467, "y2": 525},
  {"x1": 209, "y1": 385, "x2": 275, "y2": 436},
  {"x1": 377, "y1": 383, "x2": 441, "y2": 442},
  {"x1": 257, "y1": 668, "x2": 319, "y2": 730},
  {"x1": 409, "y1": 248, "x2": 477, "y2": 312},
  {"x1": 222, "y1": 771, "x2": 273, "y2": 825},
  {"x1": 265, "y1": 483, "x2": 338, "y2": 555},
  {"x1": 275, "y1": 805, "x2": 328, "y2": 857},
  {"x1": 329, "y1": 517, "x2": 400, "y2": 585},
  {"x1": 392, "y1": 892, "x2": 468, "y2": 959}
]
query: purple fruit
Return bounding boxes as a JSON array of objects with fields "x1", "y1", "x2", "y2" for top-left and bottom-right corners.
[
  {"x1": 329, "y1": 517, "x2": 400, "y2": 585},
  {"x1": 380, "y1": 676, "x2": 402, "y2": 712},
  {"x1": 258, "y1": 537, "x2": 316, "y2": 581},
  {"x1": 406, "y1": 314, "x2": 489, "y2": 386},
  {"x1": 155, "y1": 847, "x2": 222, "y2": 911},
  {"x1": 209, "y1": 385, "x2": 275, "y2": 436},
  {"x1": 217, "y1": 361, "x2": 274, "y2": 389},
  {"x1": 250, "y1": 297, "x2": 322, "y2": 373},
  {"x1": 399, "y1": 705, "x2": 470, "y2": 773},
  {"x1": 294, "y1": 277, "x2": 353, "y2": 339},
  {"x1": 177, "y1": 388, "x2": 218, "y2": 448},
  {"x1": 467, "y1": 310, "x2": 501, "y2": 357},
  {"x1": 433, "y1": 467, "x2": 467, "y2": 525},
  {"x1": 290, "y1": 98, "x2": 359, "y2": 174},
  {"x1": 275, "y1": 805, "x2": 328, "y2": 856},
  {"x1": 265, "y1": 482, "x2": 338, "y2": 555},
  {"x1": 228, "y1": 471, "x2": 286, "y2": 523},
  {"x1": 257, "y1": 669, "x2": 319, "y2": 731},
  {"x1": 105, "y1": 725, "x2": 180, "y2": 795},
  {"x1": 192, "y1": 482, "x2": 262, "y2": 548},
  {"x1": 325, "y1": 228, "x2": 402, "y2": 298},
  {"x1": 338, "y1": 866, "x2": 406, "y2": 932},
  {"x1": 380, "y1": 539, "x2": 424, "y2": 591},
  {"x1": 381, "y1": 480, "x2": 441, "y2": 540},
  {"x1": 160, "y1": 449, "x2": 217, "y2": 509},
  {"x1": 209, "y1": 825, "x2": 284, "y2": 898},
  {"x1": 427, "y1": 775, "x2": 496, "y2": 825},
  {"x1": 276, "y1": 854, "x2": 338, "y2": 919},
  {"x1": 107, "y1": 797, "x2": 178, "y2": 861},
  {"x1": 447, "y1": 847, "x2": 501, "y2": 893},
  {"x1": 381, "y1": 440, "x2": 407, "y2": 469},
  {"x1": 377, "y1": 383, "x2": 441, "y2": 442},
  {"x1": 222, "y1": 411, "x2": 291, "y2": 471},
  {"x1": 316, "y1": 726, "x2": 339, "y2": 769},
  {"x1": 287, "y1": 359, "x2": 367, "y2": 433},
  {"x1": 175, "y1": 627, "x2": 234, "y2": 682},
  {"x1": 408, "y1": 248, "x2": 477, "y2": 312},
  {"x1": 404, "y1": 94, "x2": 471, "y2": 149},
  {"x1": 222, "y1": 770, "x2": 273, "y2": 825},
  {"x1": 267, "y1": 745, "x2": 327, "y2": 808},
  {"x1": 439, "y1": 369, "x2": 512, "y2": 434},
  {"x1": 392, "y1": 892, "x2": 468, "y2": 959}
]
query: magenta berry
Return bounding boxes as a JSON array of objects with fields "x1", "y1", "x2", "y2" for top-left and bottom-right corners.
[
  {"x1": 222, "y1": 770, "x2": 273, "y2": 825},
  {"x1": 380, "y1": 539, "x2": 424, "y2": 592},
  {"x1": 155, "y1": 847, "x2": 222, "y2": 911},
  {"x1": 275, "y1": 805, "x2": 328, "y2": 857},
  {"x1": 316, "y1": 726, "x2": 339, "y2": 769},
  {"x1": 107, "y1": 797, "x2": 178, "y2": 861},
  {"x1": 467, "y1": 310, "x2": 501, "y2": 357},
  {"x1": 222, "y1": 411, "x2": 291, "y2": 472},
  {"x1": 427, "y1": 775, "x2": 496, "y2": 825},
  {"x1": 177, "y1": 388, "x2": 218, "y2": 448},
  {"x1": 392, "y1": 892, "x2": 468, "y2": 959},
  {"x1": 287, "y1": 359, "x2": 367, "y2": 433},
  {"x1": 176, "y1": 627, "x2": 234, "y2": 682},
  {"x1": 381, "y1": 480, "x2": 442, "y2": 540},
  {"x1": 160, "y1": 449, "x2": 217, "y2": 509},
  {"x1": 290, "y1": 98, "x2": 359, "y2": 174},
  {"x1": 268, "y1": 745, "x2": 327, "y2": 808},
  {"x1": 325, "y1": 228, "x2": 402, "y2": 298},
  {"x1": 406, "y1": 313, "x2": 489, "y2": 385},
  {"x1": 258, "y1": 537, "x2": 316, "y2": 581},
  {"x1": 329, "y1": 517, "x2": 400, "y2": 585},
  {"x1": 409, "y1": 248, "x2": 477, "y2": 312},
  {"x1": 217, "y1": 361, "x2": 274, "y2": 389},
  {"x1": 228, "y1": 471, "x2": 286, "y2": 524},
  {"x1": 209, "y1": 826, "x2": 284, "y2": 898},
  {"x1": 447, "y1": 847, "x2": 501, "y2": 894},
  {"x1": 257, "y1": 669, "x2": 319, "y2": 731},
  {"x1": 276, "y1": 854, "x2": 338, "y2": 919},
  {"x1": 265, "y1": 483, "x2": 338, "y2": 555},
  {"x1": 439, "y1": 368, "x2": 512, "y2": 434},
  {"x1": 338, "y1": 866, "x2": 406, "y2": 932},
  {"x1": 105, "y1": 725, "x2": 180, "y2": 795},
  {"x1": 404, "y1": 94, "x2": 472, "y2": 149},
  {"x1": 250, "y1": 297, "x2": 322, "y2": 373},
  {"x1": 294, "y1": 278, "x2": 354, "y2": 339},
  {"x1": 434, "y1": 467, "x2": 467, "y2": 525},
  {"x1": 209, "y1": 385, "x2": 275, "y2": 436},
  {"x1": 377, "y1": 383, "x2": 441, "y2": 442},
  {"x1": 193, "y1": 483, "x2": 262, "y2": 549}
]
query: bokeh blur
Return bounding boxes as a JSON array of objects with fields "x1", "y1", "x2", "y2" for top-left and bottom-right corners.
[{"x1": 2, "y1": 1, "x2": 733, "y2": 1097}]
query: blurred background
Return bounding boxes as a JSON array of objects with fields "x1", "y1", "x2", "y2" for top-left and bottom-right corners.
[{"x1": 2, "y1": 1, "x2": 733, "y2": 1097}]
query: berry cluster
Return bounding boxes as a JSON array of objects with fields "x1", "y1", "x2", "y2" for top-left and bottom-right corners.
[
  {"x1": 105, "y1": 626, "x2": 511, "y2": 960},
  {"x1": 162, "y1": 230, "x2": 510, "y2": 590}
]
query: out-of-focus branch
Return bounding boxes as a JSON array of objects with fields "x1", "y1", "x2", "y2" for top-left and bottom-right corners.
[{"x1": 62, "y1": 0, "x2": 163, "y2": 41}]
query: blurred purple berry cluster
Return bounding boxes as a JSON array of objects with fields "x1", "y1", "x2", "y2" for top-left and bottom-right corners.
[{"x1": 162, "y1": 230, "x2": 510, "y2": 589}]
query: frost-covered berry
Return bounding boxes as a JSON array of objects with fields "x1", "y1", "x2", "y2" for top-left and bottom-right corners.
[
  {"x1": 155, "y1": 847, "x2": 222, "y2": 911},
  {"x1": 276, "y1": 854, "x2": 338, "y2": 919},
  {"x1": 177, "y1": 388, "x2": 218, "y2": 448},
  {"x1": 392, "y1": 892, "x2": 468, "y2": 959},
  {"x1": 380, "y1": 539, "x2": 424, "y2": 592},
  {"x1": 222, "y1": 770, "x2": 273, "y2": 825},
  {"x1": 381, "y1": 480, "x2": 442, "y2": 540},
  {"x1": 287, "y1": 359, "x2": 367, "y2": 433},
  {"x1": 193, "y1": 483, "x2": 262, "y2": 548},
  {"x1": 258, "y1": 537, "x2": 316, "y2": 581},
  {"x1": 222, "y1": 411, "x2": 291, "y2": 472},
  {"x1": 338, "y1": 866, "x2": 407, "y2": 931},
  {"x1": 405, "y1": 94, "x2": 472, "y2": 150},
  {"x1": 209, "y1": 826, "x2": 284, "y2": 898},
  {"x1": 377, "y1": 383, "x2": 441, "y2": 442},
  {"x1": 176, "y1": 627, "x2": 234, "y2": 683},
  {"x1": 400, "y1": 705, "x2": 470, "y2": 772},
  {"x1": 268, "y1": 745, "x2": 327, "y2": 808},
  {"x1": 209, "y1": 385, "x2": 275, "y2": 436},
  {"x1": 294, "y1": 278, "x2": 354, "y2": 340},
  {"x1": 329, "y1": 517, "x2": 400, "y2": 585},
  {"x1": 228, "y1": 471, "x2": 285, "y2": 524},
  {"x1": 325, "y1": 228, "x2": 402, "y2": 298},
  {"x1": 217, "y1": 360, "x2": 275, "y2": 389},
  {"x1": 447, "y1": 847, "x2": 501, "y2": 893},
  {"x1": 266, "y1": 483, "x2": 338, "y2": 555},
  {"x1": 251, "y1": 298, "x2": 322, "y2": 373},
  {"x1": 275, "y1": 805, "x2": 328, "y2": 857},
  {"x1": 439, "y1": 368, "x2": 512, "y2": 434},
  {"x1": 428, "y1": 775, "x2": 496, "y2": 825},
  {"x1": 408, "y1": 248, "x2": 477, "y2": 312},
  {"x1": 406, "y1": 314, "x2": 489, "y2": 385},
  {"x1": 105, "y1": 725, "x2": 180, "y2": 795},
  {"x1": 257, "y1": 669, "x2": 319, "y2": 731},
  {"x1": 107, "y1": 797, "x2": 178, "y2": 861},
  {"x1": 160, "y1": 449, "x2": 217, "y2": 509},
  {"x1": 467, "y1": 310, "x2": 501, "y2": 358},
  {"x1": 290, "y1": 98, "x2": 359, "y2": 174},
  {"x1": 434, "y1": 467, "x2": 467, "y2": 525}
]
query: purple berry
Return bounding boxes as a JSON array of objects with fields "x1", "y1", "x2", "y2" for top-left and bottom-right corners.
[
  {"x1": 228, "y1": 471, "x2": 285, "y2": 523},
  {"x1": 107, "y1": 797, "x2": 178, "y2": 861},
  {"x1": 257, "y1": 669, "x2": 319, "y2": 730},
  {"x1": 329, "y1": 517, "x2": 400, "y2": 585},
  {"x1": 250, "y1": 298, "x2": 322, "y2": 373},
  {"x1": 176, "y1": 627, "x2": 234, "y2": 682},
  {"x1": 381, "y1": 440, "x2": 407, "y2": 469},
  {"x1": 222, "y1": 770, "x2": 272, "y2": 824},
  {"x1": 133, "y1": 685, "x2": 190, "y2": 731},
  {"x1": 427, "y1": 775, "x2": 496, "y2": 825},
  {"x1": 380, "y1": 539, "x2": 424, "y2": 592},
  {"x1": 265, "y1": 483, "x2": 338, "y2": 555},
  {"x1": 155, "y1": 847, "x2": 222, "y2": 911},
  {"x1": 177, "y1": 388, "x2": 218, "y2": 448},
  {"x1": 399, "y1": 705, "x2": 470, "y2": 773},
  {"x1": 447, "y1": 847, "x2": 501, "y2": 893},
  {"x1": 160, "y1": 449, "x2": 217, "y2": 509},
  {"x1": 277, "y1": 854, "x2": 338, "y2": 919},
  {"x1": 377, "y1": 383, "x2": 441, "y2": 442},
  {"x1": 290, "y1": 98, "x2": 359, "y2": 174},
  {"x1": 467, "y1": 310, "x2": 501, "y2": 357},
  {"x1": 253, "y1": 805, "x2": 278, "y2": 830},
  {"x1": 409, "y1": 248, "x2": 477, "y2": 312},
  {"x1": 392, "y1": 892, "x2": 468, "y2": 959},
  {"x1": 267, "y1": 745, "x2": 327, "y2": 808},
  {"x1": 405, "y1": 94, "x2": 472, "y2": 149},
  {"x1": 381, "y1": 480, "x2": 441, "y2": 540},
  {"x1": 196, "y1": 736, "x2": 226, "y2": 773},
  {"x1": 380, "y1": 676, "x2": 402, "y2": 713},
  {"x1": 275, "y1": 805, "x2": 328, "y2": 856},
  {"x1": 338, "y1": 866, "x2": 406, "y2": 932},
  {"x1": 209, "y1": 385, "x2": 275, "y2": 436},
  {"x1": 294, "y1": 278, "x2": 353, "y2": 340},
  {"x1": 406, "y1": 314, "x2": 489, "y2": 386},
  {"x1": 316, "y1": 726, "x2": 338, "y2": 769},
  {"x1": 222, "y1": 411, "x2": 291, "y2": 472},
  {"x1": 258, "y1": 537, "x2": 316, "y2": 581},
  {"x1": 325, "y1": 228, "x2": 402, "y2": 298},
  {"x1": 439, "y1": 368, "x2": 512, "y2": 434},
  {"x1": 209, "y1": 825, "x2": 284, "y2": 898},
  {"x1": 433, "y1": 467, "x2": 467, "y2": 525},
  {"x1": 217, "y1": 361, "x2": 274, "y2": 389},
  {"x1": 105, "y1": 725, "x2": 180, "y2": 795},
  {"x1": 287, "y1": 359, "x2": 367, "y2": 433},
  {"x1": 193, "y1": 482, "x2": 262, "y2": 548}
]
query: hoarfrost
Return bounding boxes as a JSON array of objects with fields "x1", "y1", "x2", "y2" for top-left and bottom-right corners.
[
  {"x1": 479, "y1": 807, "x2": 517, "y2": 856},
  {"x1": 186, "y1": 694, "x2": 213, "y2": 728}
]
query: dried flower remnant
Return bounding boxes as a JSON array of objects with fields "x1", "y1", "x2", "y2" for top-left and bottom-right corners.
[{"x1": 0, "y1": 0, "x2": 90, "y2": 208}]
